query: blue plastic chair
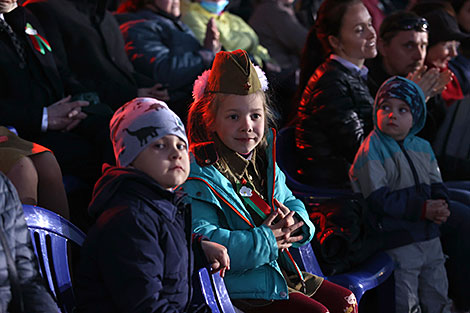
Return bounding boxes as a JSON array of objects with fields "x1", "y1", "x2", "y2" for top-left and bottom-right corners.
[
  {"x1": 198, "y1": 267, "x2": 236, "y2": 313},
  {"x1": 290, "y1": 243, "x2": 394, "y2": 303},
  {"x1": 22, "y1": 205, "x2": 86, "y2": 313},
  {"x1": 198, "y1": 267, "x2": 221, "y2": 313}
]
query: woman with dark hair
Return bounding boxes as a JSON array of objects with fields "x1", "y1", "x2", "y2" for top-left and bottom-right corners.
[{"x1": 293, "y1": 0, "x2": 377, "y2": 188}]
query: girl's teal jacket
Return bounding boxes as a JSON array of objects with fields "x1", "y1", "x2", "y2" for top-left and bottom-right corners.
[{"x1": 180, "y1": 130, "x2": 315, "y2": 300}]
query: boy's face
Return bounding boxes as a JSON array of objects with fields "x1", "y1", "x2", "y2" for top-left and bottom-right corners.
[
  {"x1": 377, "y1": 98, "x2": 413, "y2": 141},
  {"x1": 212, "y1": 93, "x2": 265, "y2": 154},
  {"x1": 131, "y1": 135, "x2": 189, "y2": 190}
]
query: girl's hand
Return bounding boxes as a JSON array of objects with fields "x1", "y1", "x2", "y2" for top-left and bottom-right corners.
[
  {"x1": 273, "y1": 198, "x2": 299, "y2": 228},
  {"x1": 201, "y1": 240, "x2": 230, "y2": 277},
  {"x1": 263, "y1": 211, "x2": 304, "y2": 251}
]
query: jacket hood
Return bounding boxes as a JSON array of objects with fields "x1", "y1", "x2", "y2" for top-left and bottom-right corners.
[
  {"x1": 88, "y1": 164, "x2": 179, "y2": 219},
  {"x1": 373, "y1": 76, "x2": 427, "y2": 137}
]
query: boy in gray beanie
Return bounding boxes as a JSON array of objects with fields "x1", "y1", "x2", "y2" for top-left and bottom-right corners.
[
  {"x1": 350, "y1": 77, "x2": 452, "y2": 313},
  {"x1": 75, "y1": 97, "x2": 230, "y2": 313}
]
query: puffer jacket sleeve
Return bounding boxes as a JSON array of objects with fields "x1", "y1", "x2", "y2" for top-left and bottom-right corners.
[
  {"x1": 189, "y1": 183, "x2": 279, "y2": 273},
  {"x1": 273, "y1": 165, "x2": 315, "y2": 246},
  {"x1": 0, "y1": 174, "x2": 59, "y2": 313},
  {"x1": 121, "y1": 20, "x2": 206, "y2": 94}
]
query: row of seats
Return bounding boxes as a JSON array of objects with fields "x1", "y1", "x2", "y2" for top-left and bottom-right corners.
[
  {"x1": 22, "y1": 203, "x2": 395, "y2": 312},
  {"x1": 22, "y1": 204, "x2": 238, "y2": 313}
]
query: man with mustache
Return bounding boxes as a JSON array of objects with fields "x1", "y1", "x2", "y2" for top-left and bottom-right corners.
[{"x1": 367, "y1": 11, "x2": 430, "y2": 97}]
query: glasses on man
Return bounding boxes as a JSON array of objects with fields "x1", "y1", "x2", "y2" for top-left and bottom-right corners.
[{"x1": 381, "y1": 17, "x2": 429, "y2": 38}]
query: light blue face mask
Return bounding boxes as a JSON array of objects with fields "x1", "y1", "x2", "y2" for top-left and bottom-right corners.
[{"x1": 200, "y1": 0, "x2": 229, "y2": 15}]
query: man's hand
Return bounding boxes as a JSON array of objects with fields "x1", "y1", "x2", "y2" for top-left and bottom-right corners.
[
  {"x1": 408, "y1": 66, "x2": 453, "y2": 101},
  {"x1": 137, "y1": 83, "x2": 170, "y2": 102},
  {"x1": 47, "y1": 95, "x2": 89, "y2": 131},
  {"x1": 201, "y1": 240, "x2": 230, "y2": 277}
]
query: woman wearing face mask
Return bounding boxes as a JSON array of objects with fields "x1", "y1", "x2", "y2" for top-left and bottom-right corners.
[
  {"x1": 181, "y1": 0, "x2": 280, "y2": 72},
  {"x1": 292, "y1": 0, "x2": 377, "y2": 189}
]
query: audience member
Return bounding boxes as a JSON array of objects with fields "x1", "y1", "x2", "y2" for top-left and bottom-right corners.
[
  {"x1": 75, "y1": 97, "x2": 230, "y2": 313},
  {"x1": 293, "y1": 0, "x2": 376, "y2": 188},
  {"x1": 181, "y1": 0, "x2": 279, "y2": 72},
  {"x1": 0, "y1": 127, "x2": 69, "y2": 219},
  {"x1": 0, "y1": 0, "x2": 114, "y2": 190},
  {"x1": 366, "y1": 11, "x2": 453, "y2": 144},
  {"x1": 115, "y1": 0, "x2": 220, "y2": 120},
  {"x1": 367, "y1": 11, "x2": 431, "y2": 95},
  {"x1": 249, "y1": 0, "x2": 308, "y2": 74},
  {"x1": 419, "y1": 9, "x2": 468, "y2": 106},
  {"x1": 249, "y1": 0, "x2": 308, "y2": 124},
  {"x1": 350, "y1": 76, "x2": 452, "y2": 313},
  {"x1": 410, "y1": 8, "x2": 470, "y2": 175},
  {"x1": 183, "y1": 49, "x2": 359, "y2": 313},
  {"x1": 0, "y1": 172, "x2": 59, "y2": 313},
  {"x1": 24, "y1": 0, "x2": 168, "y2": 111},
  {"x1": 447, "y1": 0, "x2": 470, "y2": 95}
]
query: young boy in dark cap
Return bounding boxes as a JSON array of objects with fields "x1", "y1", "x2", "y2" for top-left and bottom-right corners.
[
  {"x1": 74, "y1": 97, "x2": 230, "y2": 313},
  {"x1": 350, "y1": 76, "x2": 452, "y2": 313}
]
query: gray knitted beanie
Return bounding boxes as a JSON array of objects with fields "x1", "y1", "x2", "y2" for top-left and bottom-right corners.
[{"x1": 110, "y1": 97, "x2": 188, "y2": 167}]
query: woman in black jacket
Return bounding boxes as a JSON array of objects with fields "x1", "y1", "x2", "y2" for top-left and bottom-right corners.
[{"x1": 293, "y1": 0, "x2": 377, "y2": 188}]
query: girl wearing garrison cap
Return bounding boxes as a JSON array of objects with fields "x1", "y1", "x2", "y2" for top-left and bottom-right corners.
[{"x1": 182, "y1": 49, "x2": 358, "y2": 313}]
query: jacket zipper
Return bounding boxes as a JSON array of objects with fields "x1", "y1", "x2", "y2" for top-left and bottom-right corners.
[{"x1": 397, "y1": 141, "x2": 429, "y2": 238}]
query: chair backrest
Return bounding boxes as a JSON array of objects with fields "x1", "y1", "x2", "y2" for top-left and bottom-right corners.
[
  {"x1": 198, "y1": 267, "x2": 221, "y2": 313},
  {"x1": 22, "y1": 205, "x2": 86, "y2": 313},
  {"x1": 211, "y1": 271, "x2": 236, "y2": 313},
  {"x1": 198, "y1": 267, "x2": 237, "y2": 313},
  {"x1": 297, "y1": 244, "x2": 325, "y2": 277}
]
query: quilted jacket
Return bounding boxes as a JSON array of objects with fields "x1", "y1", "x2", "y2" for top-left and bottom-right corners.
[
  {"x1": 181, "y1": 131, "x2": 316, "y2": 300},
  {"x1": 294, "y1": 58, "x2": 374, "y2": 187},
  {"x1": 118, "y1": 9, "x2": 211, "y2": 103},
  {"x1": 349, "y1": 80, "x2": 448, "y2": 249},
  {"x1": 75, "y1": 166, "x2": 206, "y2": 313},
  {"x1": 0, "y1": 173, "x2": 58, "y2": 313}
]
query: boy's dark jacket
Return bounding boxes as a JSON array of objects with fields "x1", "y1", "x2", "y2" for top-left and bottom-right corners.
[{"x1": 75, "y1": 165, "x2": 207, "y2": 313}]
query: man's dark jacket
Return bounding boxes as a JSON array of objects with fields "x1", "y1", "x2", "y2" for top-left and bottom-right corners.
[
  {"x1": 25, "y1": 0, "x2": 154, "y2": 109},
  {"x1": 0, "y1": 6, "x2": 70, "y2": 139},
  {"x1": 116, "y1": 9, "x2": 210, "y2": 104}
]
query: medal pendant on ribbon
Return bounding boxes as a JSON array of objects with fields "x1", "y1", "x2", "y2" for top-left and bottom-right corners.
[{"x1": 237, "y1": 180, "x2": 272, "y2": 219}]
